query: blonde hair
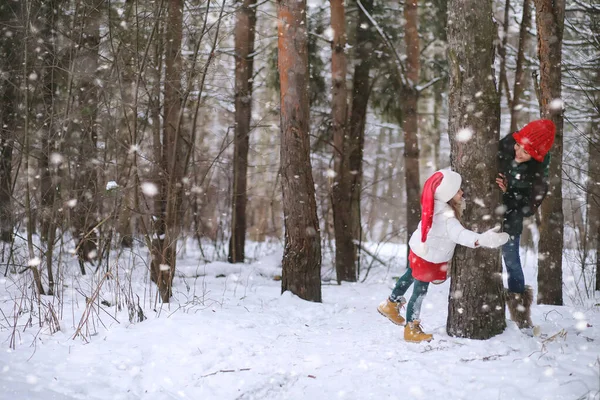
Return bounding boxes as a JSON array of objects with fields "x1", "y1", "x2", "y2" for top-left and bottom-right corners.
[{"x1": 448, "y1": 198, "x2": 463, "y2": 222}]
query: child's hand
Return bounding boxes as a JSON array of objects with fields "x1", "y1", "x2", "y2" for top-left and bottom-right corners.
[{"x1": 495, "y1": 173, "x2": 507, "y2": 193}]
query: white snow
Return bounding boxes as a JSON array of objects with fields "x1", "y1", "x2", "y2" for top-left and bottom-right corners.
[
  {"x1": 141, "y1": 182, "x2": 159, "y2": 197},
  {"x1": 106, "y1": 181, "x2": 119, "y2": 191},
  {"x1": 456, "y1": 128, "x2": 473, "y2": 143},
  {"x1": 0, "y1": 240, "x2": 598, "y2": 400}
]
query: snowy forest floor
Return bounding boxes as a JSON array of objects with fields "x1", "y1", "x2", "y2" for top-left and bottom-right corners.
[{"x1": 0, "y1": 237, "x2": 599, "y2": 400}]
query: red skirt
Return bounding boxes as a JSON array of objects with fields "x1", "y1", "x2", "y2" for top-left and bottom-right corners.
[{"x1": 409, "y1": 250, "x2": 449, "y2": 284}]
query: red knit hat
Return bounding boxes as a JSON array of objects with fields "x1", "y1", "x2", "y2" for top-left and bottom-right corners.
[
  {"x1": 420, "y1": 170, "x2": 462, "y2": 242},
  {"x1": 512, "y1": 119, "x2": 556, "y2": 162}
]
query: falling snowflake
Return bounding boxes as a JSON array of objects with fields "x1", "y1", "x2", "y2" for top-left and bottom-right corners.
[
  {"x1": 549, "y1": 98, "x2": 564, "y2": 112},
  {"x1": 50, "y1": 153, "x2": 64, "y2": 165},
  {"x1": 141, "y1": 182, "x2": 158, "y2": 197},
  {"x1": 106, "y1": 181, "x2": 119, "y2": 191},
  {"x1": 28, "y1": 257, "x2": 41, "y2": 267},
  {"x1": 324, "y1": 27, "x2": 334, "y2": 41},
  {"x1": 456, "y1": 128, "x2": 473, "y2": 142}
]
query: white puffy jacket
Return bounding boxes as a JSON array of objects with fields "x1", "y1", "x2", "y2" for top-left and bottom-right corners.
[{"x1": 409, "y1": 200, "x2": 480, "y2": 263}]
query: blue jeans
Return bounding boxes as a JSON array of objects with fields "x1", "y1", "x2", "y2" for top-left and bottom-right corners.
[
  {"x1": 502, "y1": 235, "x2": 525, "y2": 293},
  {"x1": 389, "y1": 267, "x2": 429, "y2": 322}
]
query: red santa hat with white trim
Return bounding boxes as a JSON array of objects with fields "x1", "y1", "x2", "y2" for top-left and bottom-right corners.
[{"x1": 420, "y1": 169, "x2": 462, "y2": 242}]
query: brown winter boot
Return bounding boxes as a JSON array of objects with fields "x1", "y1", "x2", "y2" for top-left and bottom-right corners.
[
  {"x1": 404, "y1": 320, "x2": 433, "y2": 343},
  {"x1": 506, "y1": 285, "x2": 534, "y2": 329},
  {"x1": 377, "y1": 298, "x2": 406, "y2": 325}
]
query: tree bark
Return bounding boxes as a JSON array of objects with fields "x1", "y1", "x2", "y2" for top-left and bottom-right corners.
[
  {"x1": 498, "y1": 0, "x2": 512, "y2": 107},
  {"x1": 534, "y1": 0, "x2": 564, "y2": 306},
  {"x1": 278, "y1": 0, "x2": 322, "y2": 302},
  {"x1": 587, "y1": 122, "x2": 600, "y2": 254},
  {"x1": 37, "y1": 0, "x2": 62, "y2": 292},
  {"x1": 347, "y1": 0, "x2": 375, "y2": 278},
  {"x1": 229, "y1": 0, "x2": 257, "y2": 263},
  {"x1": 510, "y1": 0, "x2": 532, "y2": 132},
  {"x1": 151, "y1": 0, "x2": 185, "y2": 302},
  {"x1": 330, "y1": 0, "x2": 355, "y2": 283},
  {"x1": 0, "y1": 1, "x2": 21, "y2": 242},
  {"x1": 446, "y1": 0, "x2": 505, "y2": 339},
  {"x1": 72, "y1": 0, "x2": 101, "y2": 275},
  {"x1": 113, "y1": 0, "x2": 138, "y2": 248},
  {"x1": 402, "y1": 0, "x2": 421, "y2": 254},
  {"x1": 588, "y1": 70, "x2": 600, "y2": 293}
]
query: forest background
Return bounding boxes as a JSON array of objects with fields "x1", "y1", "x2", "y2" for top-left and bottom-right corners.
[{"x1": 0, "y1": 0, "x2": 599, "y2": 342}]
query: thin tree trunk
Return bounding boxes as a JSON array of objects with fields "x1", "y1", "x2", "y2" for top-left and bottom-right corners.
[
  {"x1": 587, "y1": 72, "x2": 600, "y2": 263},
  {"x1": 534, "y1": 0, "x2": 564, "y2": 306},
  {"x1": 278, "y1": 0, "x2": 322, "y2": 302},
  {"x1": 446, "y1": 0, "x2": 505, "y2": 339},
  {"x1": 510, "y1": 0, "x2": 532, "y2": 132},
  {"x1": 498, "y1": 0, "x2": 512, "y2": 107},
  {"x1": 587, "y1": 133, "x2": 600, "y2": 253},
  {"x1": 22, "y1": 0, "x2": 45, "y2": 296},
  {"x1": 38, "y1": 0, "x2": 62, "y2": 291},
  {"x1": 431, "y1": 0, "x2": 447, "y2": 171},
  {"x1": 366, "y1": 128, "x2": 385, "y2": 234},
  {"x1": 72, "y1": 0, "x2": 101, "y2": 275},
  {"x1": 151, "y1": 0, "x2": 184, "y2": 302},
  {"x1": 402, "y1": 0, "x2": 421, "y2": 254},
  {"x1": 229, "y1": 0, "x2": 257, "y2": 263},
  {"x1": 39, "y1": 0, "x2": 60, "y2": 247},
  {"x1": 0, "y1": 1, "x2": 20, "y2": 243},
  {"x1": 597, "y1": 223, "x2": 600, "y2": 292},
  {"x1": 113, "y1": 0, "x2": 138, "y2": 248},
  {"x1": 348, "y1": 0, "x2": 375, "y2": 275},
  {"x1": 330, "y1": 0, "x2": 355, "y2": 283}
]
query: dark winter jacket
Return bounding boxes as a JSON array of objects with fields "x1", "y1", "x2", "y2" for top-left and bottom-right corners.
[{"x1": 497, "y1": 134, "x2": 550, "y2": 236}]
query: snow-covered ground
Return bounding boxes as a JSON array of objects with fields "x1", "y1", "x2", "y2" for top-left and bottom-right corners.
[{"x1": 0, "y1": 239, "x2": 598, "y2": 400}]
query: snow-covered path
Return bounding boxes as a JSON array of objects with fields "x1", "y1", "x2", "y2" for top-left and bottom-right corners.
[{"x1": 0, "y1": 246, "x2": 599, "y2": 400}]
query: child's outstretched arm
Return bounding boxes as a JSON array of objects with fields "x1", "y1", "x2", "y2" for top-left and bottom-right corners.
[
  {"x1": 446, "y1": 218, "x2": 510, "y2": 249},
  {"x1": 446, "y1": 217, "x2": 482, "y2": 249}
]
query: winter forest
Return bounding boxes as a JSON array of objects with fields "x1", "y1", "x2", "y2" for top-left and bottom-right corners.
[{"x1": 1, "y1": 0, "x2": 600, "y2": 398}]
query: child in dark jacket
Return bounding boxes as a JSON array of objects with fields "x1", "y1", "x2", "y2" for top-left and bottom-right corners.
[{"x1": 496, "y1": 119, "x2": 555, "y2": 330}]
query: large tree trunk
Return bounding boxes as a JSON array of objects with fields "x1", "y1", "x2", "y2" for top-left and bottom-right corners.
[
  {"x1": 330, "y1": 0, "x2": 355, "y2": 283},
  {"x1": 534, "y1": 0, "x2": 564, "y2": 306},
  {"x1": 151, "y1": 0, "x2": 185, "y2": 302},
  {"x1": 446, "y1": 0, "x2": 505, "y2": 339},
  {"x1": 277, "y1": 0, "x2": 322, "y2": 302},
  {"x1": 402, "y1": 0, "x2": 421, "y2": 253},
  {"x1": 229, "y1": 0, "x2": 257, "y2": 263}
]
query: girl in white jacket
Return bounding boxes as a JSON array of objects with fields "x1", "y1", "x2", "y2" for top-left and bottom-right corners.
[{"x1": 377, "y1": 169, "x2": 509, "y2": 343}]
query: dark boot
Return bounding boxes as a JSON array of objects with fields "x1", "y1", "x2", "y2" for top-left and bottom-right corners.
[{"x1": 506, "y1": 285, "x2": 533, "y2": 329}]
